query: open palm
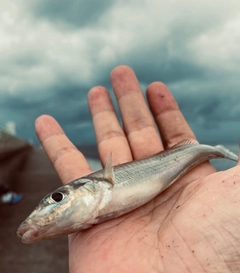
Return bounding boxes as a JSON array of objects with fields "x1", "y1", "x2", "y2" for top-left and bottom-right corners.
[{"x1": 35, "y1": 66, "x2": 240, "y2": 273}]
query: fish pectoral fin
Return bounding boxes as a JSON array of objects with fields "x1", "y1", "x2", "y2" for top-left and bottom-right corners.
[
  {"x1": 172, "y1": 139, "x2": 199, "y2": 148},
  {"x1": 103, "y1": 152, "x2": 115, "y2": 185}
]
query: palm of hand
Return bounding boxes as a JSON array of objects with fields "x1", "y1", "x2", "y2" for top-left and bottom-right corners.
[
  {"x1": 35, "y1": 66, "x2": 240, "y2": 273},
  {"x1": 68, "y1": 165, "x2": 240, "y2": 273}
]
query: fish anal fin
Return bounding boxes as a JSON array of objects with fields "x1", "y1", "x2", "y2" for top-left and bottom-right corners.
[
  {"x1": 172, "y1": 139, "x2": 199, "y2": 148},
  {"x1": 103, "y1": 152, "x2": 115, "y2": 185}
]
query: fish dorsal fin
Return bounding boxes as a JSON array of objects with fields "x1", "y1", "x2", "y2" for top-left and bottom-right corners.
[
  {"x1": 103, "y1": 152, "x2": 115, "y2": 185},
  {"x1": 172, "y1": 139, "x2": 199, "y2": 148}
]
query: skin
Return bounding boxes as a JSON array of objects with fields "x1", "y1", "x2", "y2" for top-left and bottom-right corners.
[{"x1": 35, "y1": 65, "x2": 240, "y2": 273}]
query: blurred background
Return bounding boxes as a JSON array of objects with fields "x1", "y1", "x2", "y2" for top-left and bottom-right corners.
[{"x1": 1, "y1": 0, "x2": 240, "y2": 272}]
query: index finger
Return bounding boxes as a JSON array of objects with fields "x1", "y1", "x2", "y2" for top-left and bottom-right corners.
[{"x1": 35, "y1": 115, "x2": 92, "y2": 185}]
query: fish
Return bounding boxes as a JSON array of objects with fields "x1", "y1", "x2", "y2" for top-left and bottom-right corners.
[{"x1": 17, "y1": 139, "x2": 238, "y2": 243}]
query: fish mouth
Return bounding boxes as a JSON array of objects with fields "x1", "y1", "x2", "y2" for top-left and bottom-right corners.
[{"x1": 16, "y1": 223, "x2": 40, "y2": 244}]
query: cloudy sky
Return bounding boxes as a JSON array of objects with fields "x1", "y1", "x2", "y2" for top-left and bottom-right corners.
[{"x1": 1, "y1": 0, "x2": 240, "y2": 146}]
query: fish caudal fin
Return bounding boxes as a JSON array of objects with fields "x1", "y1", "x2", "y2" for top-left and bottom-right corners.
[{"x1": 215, "y1": 145, "x2": 238, "y2": 162}]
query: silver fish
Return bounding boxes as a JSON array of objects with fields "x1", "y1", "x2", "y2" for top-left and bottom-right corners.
[{"x1": 17, "y1": 139, "x2": 238, "y2": 243}]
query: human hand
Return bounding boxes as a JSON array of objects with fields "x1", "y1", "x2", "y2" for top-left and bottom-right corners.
[{"x1": 35, "y1": 65, "x2": 240, "y2": 273}]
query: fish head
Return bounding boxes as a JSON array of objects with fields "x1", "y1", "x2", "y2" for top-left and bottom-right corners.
[{"x1": 17, "y1": 178, "x2": 109, "y2": 243}]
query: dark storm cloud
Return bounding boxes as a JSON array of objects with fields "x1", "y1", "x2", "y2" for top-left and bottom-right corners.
[
  {"x1": 132, "y1": 57, "x2": 207, "y2": 85},
  {"x1": 129, "y1": 42, "x2": 206, "y2": 85},
  {"x1": 195, "y1": 96, "x2": 240, "y2": 122},
  {"x1": 0, "y1": 85, "x2": 94, "y2": 144},
  {"x1": 93, "y1": 17, "x2": 210, "y2": 87},
  {"x1": 31, "y1": 0, "x2": 114, "y2": 28},
  {"x1": 174, "y1": 84, "x2": 240, "y2": 123},
  {"x1": 11, "y1": 68, "x2": 240, "y2": 145},
  {"x1": 169, "y1": 86, "x2": 240, "y2": 144},
  {"x1": 0, "y1": 55, "x2": 41, "y2": 77},
  {"x1": 13, "y1": 55, "x2": 41, "y2": 69}
]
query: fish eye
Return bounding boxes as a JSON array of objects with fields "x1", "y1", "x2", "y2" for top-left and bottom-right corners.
[{"x1": 51, "y1": 192, "x2": 64, "y2": 202}]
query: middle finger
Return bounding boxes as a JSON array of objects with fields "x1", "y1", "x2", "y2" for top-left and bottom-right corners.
[{"x1": 110, "y1": 65, "x2": 162, "y2": 159}]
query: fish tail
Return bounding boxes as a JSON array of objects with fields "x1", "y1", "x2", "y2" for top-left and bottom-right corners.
[{"x1": 215, "y1": 145, "x2": 238, "y2": 162}]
